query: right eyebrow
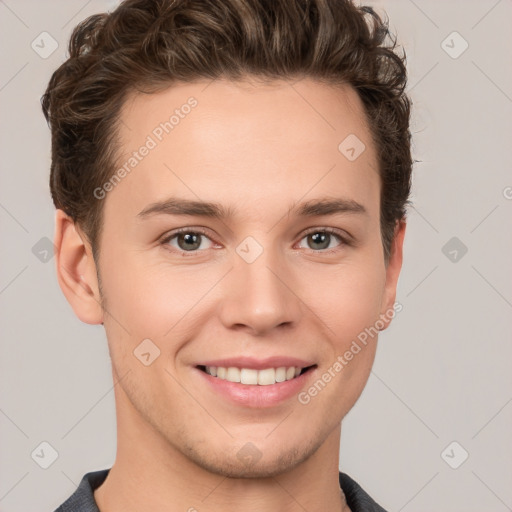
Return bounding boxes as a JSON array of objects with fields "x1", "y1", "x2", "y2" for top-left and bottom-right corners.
[{"x1": 137, "y1": 197, "x2": 235, "y2": 220}]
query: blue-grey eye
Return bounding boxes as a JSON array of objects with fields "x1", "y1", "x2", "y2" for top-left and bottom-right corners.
[
  {"x1": 165, "y1": 231, "x2": 214, "y2": 252},
  {"x1": 298, "y1": 230, "x2": 343, "y2": 251}
]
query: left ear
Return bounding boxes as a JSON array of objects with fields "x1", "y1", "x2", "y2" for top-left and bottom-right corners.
[{"x1": 378, "y1": 219, "x2": 406, "y2": 331}]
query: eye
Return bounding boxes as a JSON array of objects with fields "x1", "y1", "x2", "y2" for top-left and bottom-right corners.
[
  {"x1": 161, "y1": 228, "x2": 215, "y2": 254},
  {"x1": 297, "y1": 228, "x2": 349, "y2": 252},
  {"x1": 160, "y1": 227, "x2": 351, "y2": 257}
]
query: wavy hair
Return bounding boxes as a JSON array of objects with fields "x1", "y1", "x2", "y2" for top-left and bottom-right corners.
[{"x1": 42, "y1": 0, "x2": 412, "y2": 264}]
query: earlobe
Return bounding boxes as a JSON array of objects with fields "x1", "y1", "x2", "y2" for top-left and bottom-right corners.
[
  {"x1": 378, "y1": 220, "x2": 406, "y2": 331},
  {"x1": 54, "y1": 209, "x2": 104, "y2": 325}
]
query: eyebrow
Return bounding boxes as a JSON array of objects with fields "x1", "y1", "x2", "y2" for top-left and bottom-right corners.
[{"x1": 137, "y1": 196, "x2": 367, "y2": 220}]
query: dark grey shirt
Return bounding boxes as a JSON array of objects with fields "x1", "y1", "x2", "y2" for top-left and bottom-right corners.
[{"x1": 54, "y1": 469, "x2": 388, "y2": 511}]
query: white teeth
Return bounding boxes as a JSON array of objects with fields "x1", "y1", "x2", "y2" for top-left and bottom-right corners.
[
  {"x1": 204, "y1": 365, "x2": 307, "y2": 385},
  {"x1": 275, "y1": 367, "x2": 286, "y2": 382},
  {"x1": 226, "y1": 367, "x2": 240, "y2": 382},
  {"x1": 240, "y1": 368, "x2": 258, "y2": 385},
  {"x1": 286, "y1": 367, "x2": 296, "y2": 380},
  {"x1": 257, "y1": 368, "x2": 275, "y2": 386}
]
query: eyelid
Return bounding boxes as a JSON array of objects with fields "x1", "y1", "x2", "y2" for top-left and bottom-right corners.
[
  {"x1": 160, "y1": 226, "x2": 213, "y2": 241},
  {"x1": 300, "y1": 226, "x2": 350, "y2": 240}
]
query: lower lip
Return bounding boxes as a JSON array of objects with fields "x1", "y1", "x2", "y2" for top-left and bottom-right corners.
[{"x1": 194, "y1": 366, "x2": 317, "y2": 408}]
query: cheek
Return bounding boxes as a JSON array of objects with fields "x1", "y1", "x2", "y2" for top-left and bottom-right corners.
[
  {"x1": 299, "y1": 264, "x2": 384, "y2": 410},
  {"x1": 100, "y1": 251, "x2": 223, "y2": 341},
  {"x1": 295, "y1": 271, "x2": 383, "y2": 425},
  {"x1": 301, "y1": 259, "x2": 386, "y2": 342}
]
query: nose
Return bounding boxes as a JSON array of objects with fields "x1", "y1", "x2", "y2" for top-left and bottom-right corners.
[{"x1": 218, "y1": 247, "x2": 302, "y2": 335}]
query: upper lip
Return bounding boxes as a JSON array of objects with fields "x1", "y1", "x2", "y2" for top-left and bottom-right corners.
[{"x1": 196, "y1": 356, "x2": 316, "y2": 370}]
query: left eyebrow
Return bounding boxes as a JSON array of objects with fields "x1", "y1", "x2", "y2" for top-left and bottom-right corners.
[
  {"x1": 136, "y1": 196, "x2": 367, "y2": 220},
  {"x1": 290, "y1": 197, "x2": 368, "y2": 217}
]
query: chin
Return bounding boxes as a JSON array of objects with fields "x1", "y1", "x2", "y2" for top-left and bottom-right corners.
[{"x1": 182, "y1": 434, "x2": 320, "y2": 479}]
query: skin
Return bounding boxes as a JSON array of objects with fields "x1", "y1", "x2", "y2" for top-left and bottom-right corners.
[{"x1": 54, "y1": 77, "x2": 405, "y2": 512}]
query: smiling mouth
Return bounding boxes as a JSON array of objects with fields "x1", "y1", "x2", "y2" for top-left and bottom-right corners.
[{"x1": 196, "y1": 365, "x2": 316, "y2": 386}]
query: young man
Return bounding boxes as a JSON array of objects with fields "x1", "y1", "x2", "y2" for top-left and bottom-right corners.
[{"x1": 44, "y1": 0, "x2": 412, "y2": 510}]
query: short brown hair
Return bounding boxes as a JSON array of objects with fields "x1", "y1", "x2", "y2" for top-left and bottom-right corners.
[{"x1": 42, "y1": 0, "x2": 412, "y2": 265}]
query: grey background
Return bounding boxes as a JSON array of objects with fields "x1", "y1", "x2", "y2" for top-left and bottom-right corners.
[{"x1": 1, "y1": 0, "x2": 511, "y2": 511}]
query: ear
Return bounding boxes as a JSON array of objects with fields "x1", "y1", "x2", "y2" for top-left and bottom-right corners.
[
  {"x1": 54, "y1": 209, "x2": 104, "y2": 325},
  {"x1": 378, "y1": 219, "x2": 406, "y2": 331}
]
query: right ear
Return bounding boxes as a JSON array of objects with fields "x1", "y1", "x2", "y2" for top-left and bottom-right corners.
[{"x1": 54, "y1": 209, "x2": 104, "y2": 325}]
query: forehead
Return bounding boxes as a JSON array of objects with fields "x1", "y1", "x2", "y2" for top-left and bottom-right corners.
[{"x1": 106, "y1": 78, "x2": 380, "y2": 224}]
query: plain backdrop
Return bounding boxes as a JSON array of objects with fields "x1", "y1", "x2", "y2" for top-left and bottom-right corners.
[{"x1": 0, "y1": 1, "x2": 511, "y2": 511}]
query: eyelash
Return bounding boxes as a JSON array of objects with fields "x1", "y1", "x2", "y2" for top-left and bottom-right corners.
[{"x1": 159, "y1": 227, "x2": 352, "y2": 257}]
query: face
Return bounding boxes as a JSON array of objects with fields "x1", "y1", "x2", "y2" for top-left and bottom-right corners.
[{"x1": 80, "y1": 78, "x2": 404, "y2": 478}]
